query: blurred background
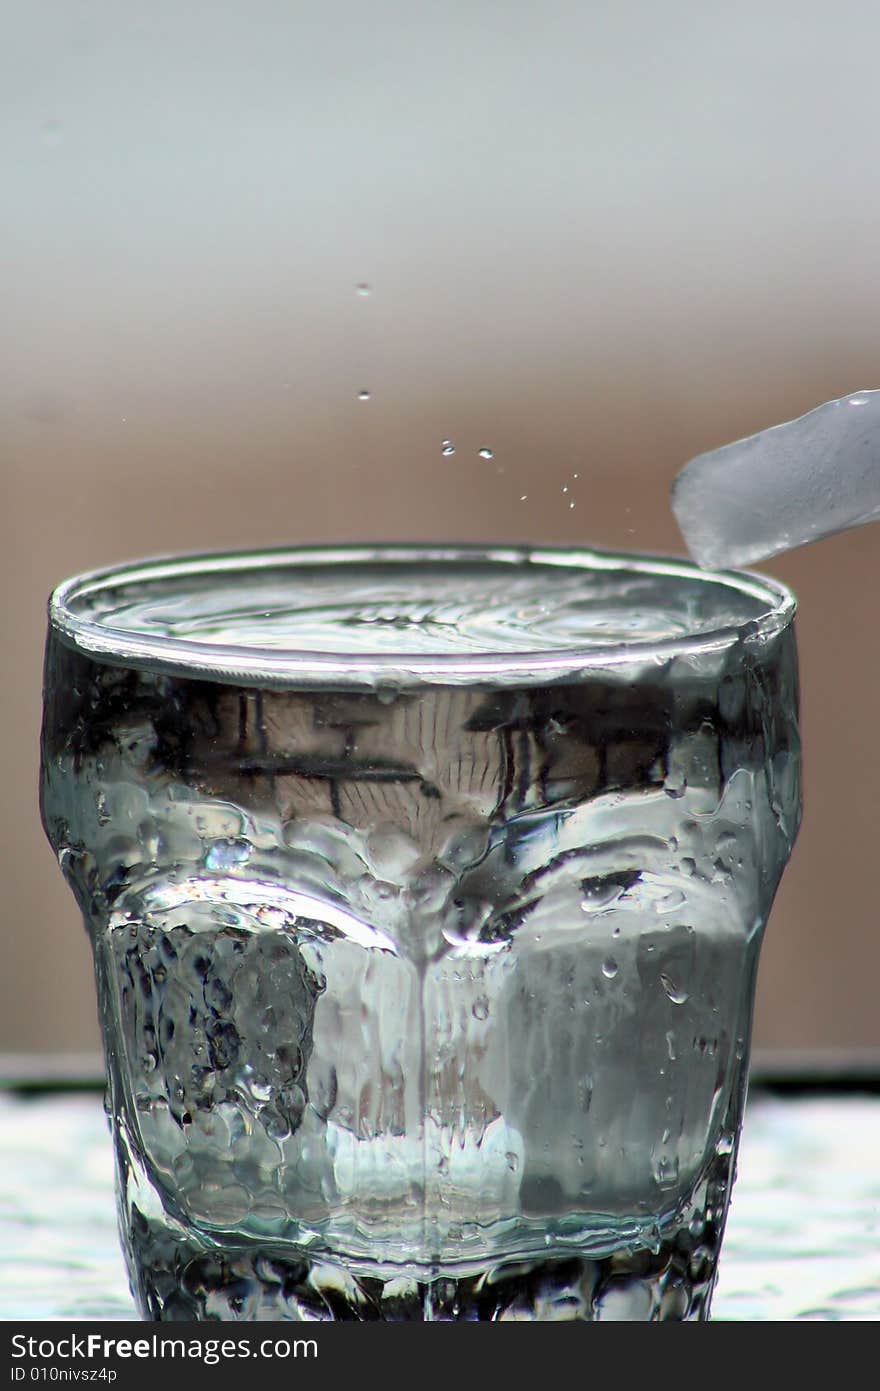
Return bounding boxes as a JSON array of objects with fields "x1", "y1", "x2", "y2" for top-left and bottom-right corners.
[{"x1": 3, "y1": 1, "x2": 879, "y2": 1058}]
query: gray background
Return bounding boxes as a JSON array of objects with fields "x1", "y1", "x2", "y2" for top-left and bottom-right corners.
[{"x1": 3, "y1": 1, "x2": 878, "y2": 1053}]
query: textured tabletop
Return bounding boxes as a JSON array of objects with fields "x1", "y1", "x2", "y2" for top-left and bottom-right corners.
[{"x1": 1, "y1": 1090, "x2": 878, "y2": 1321}]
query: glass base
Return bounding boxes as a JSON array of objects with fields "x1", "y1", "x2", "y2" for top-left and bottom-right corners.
[{"x1": 124, "y1": 1212, "x2": 720, "y2": 1321}]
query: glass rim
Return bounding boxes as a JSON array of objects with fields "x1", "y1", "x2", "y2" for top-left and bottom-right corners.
[{"x1": 47, "y1": 543, "x2": 797, "y2": 689}]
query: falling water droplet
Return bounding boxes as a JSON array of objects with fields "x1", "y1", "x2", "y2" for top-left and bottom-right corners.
[
  {"x1": 441, "y1": 440, "x2": 456, "y2": 456},
  {"x1": 478, "y1": 448, "x2": 494, "y2": 460},
  {"x1": 358, "y1": 390, "x2": 371, "y2": 401}
]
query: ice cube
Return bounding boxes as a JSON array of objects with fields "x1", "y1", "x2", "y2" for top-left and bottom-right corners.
[{"x1": 671, "y1": 389, "x2": 880, "y2": 568}]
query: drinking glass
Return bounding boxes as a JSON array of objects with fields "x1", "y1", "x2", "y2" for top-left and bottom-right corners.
[{"x1": 40, "y1": 545, "x2": 800, "y2": 1320}]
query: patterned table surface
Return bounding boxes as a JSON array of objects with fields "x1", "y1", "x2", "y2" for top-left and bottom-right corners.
[{"x1": 1, "y1": 1090, "x2": 878, "y2": 1321}]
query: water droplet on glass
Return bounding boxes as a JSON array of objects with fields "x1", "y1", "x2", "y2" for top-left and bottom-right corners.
[
  {"x1": 358, "y1": 390, "x2": 371, "y2": 401},
  {"x1": 205, "y1": 837, "x2": 252, "y2": 870},
  {"x1": 478, "y1": 448, "x2": 494, "y2": 460},
  {"x1": 472, "y1": 997, "x2": 490, "y2": 1021},
  {"x1": 652, "y1": 1154, "x2": 680, "y2": 1188},
  {"x1": 441, "y1": 440, "x2": 455, "y2": 456},
  {"x1": 655, "y1": 888, "x2": 686, "y2": 913},
  {"x1": 660, "y1": 972, "x2": 689, "y2": 1005},
  {"x1": 580, "y1": 882, "x2": 621, "y2": 912},
  {"x1": 601, "y1": 958, "x2": 619, "y2": 979}
]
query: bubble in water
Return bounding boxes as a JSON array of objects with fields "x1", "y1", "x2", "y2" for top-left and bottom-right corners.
[
  {"x1": 478, "y1": 448, "x2": 494, "y2": 460},
  {"x1": 660, "y1": 972, "x2": 689, "y2": 1005},
  {"x1": 441, "y1": 440, "x2": 456, "y2": 456},
  {"x1": 569, "y1": 501, "x2": 575, "y2": 509},
  {"x1": 562, "y1": 486, "x2": 569, "y2": 493},
  {"x1": 358, "y1": 390, "x2": 371, "y2": 401},
  {"x1": 520, "y1": 494, "x2": 528, "y2": 501},
  {"x1": 601, "y1": 958, "x2": 619, "y2": 979}
]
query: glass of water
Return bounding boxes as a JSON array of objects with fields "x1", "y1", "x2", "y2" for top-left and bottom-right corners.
[{"x1": 40, "y1": 544, "x2": 800, "y2": 1321}]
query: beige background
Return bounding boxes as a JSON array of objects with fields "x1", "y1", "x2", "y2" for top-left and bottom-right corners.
[{"x1": 3, "y1": 2, "x2": 879, "y2": 1054}]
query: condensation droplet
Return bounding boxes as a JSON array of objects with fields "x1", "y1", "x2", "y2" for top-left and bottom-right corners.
[
  {"x1": 478, "y1": 448, "x2": 494, "y2": 460},
  {"x1": 441, "y1": 440, "x2": 455, "y2": 456}
]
